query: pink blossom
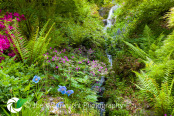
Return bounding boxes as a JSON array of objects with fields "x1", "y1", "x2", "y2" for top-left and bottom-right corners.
[
  {"x1": 48, "y1": 60, "x2": 50, "y2": 62},
  {"x1": 50, "y1": 47, "x2": 52, "y2": 49},
  {"x1": 20, "y1": 14, "x2": 26, "y2": 20},
  {"x1": 52, "y1": 59, "x2": 54, "y2": 61},
  {"x1": 79, "y1": 62, "x2": 82, "y2": 64},
  {"x1": 8, "y1": 52, "x2": 15, "y2": 57},
  {"x1": 98, "y1": 69, "x2": 101, "y2": 71},
  {"x1": 56, "y1": 66, "x2": 58, "y2": 68},
  {"x1": 8, "y1": 25, "x2": 13, "y2": 30},
  {"x1": 87, "y1": 61, "x2": 90, "y2": 63},
  {"x1": 16, "y1": 17, "x2": 21, "y2": 22},
  {"x1": 63, "y1": 61, "x2": 65, "y2": 63},
  {"x1": 72, "y1": 56, "x2": 74, "y2": 58},
  {"x1": 13, "y1": 12, "x2": 20, "y2": 17}
]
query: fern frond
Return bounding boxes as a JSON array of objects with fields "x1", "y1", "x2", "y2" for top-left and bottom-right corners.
[
  {"x1": 123, "y1": 40, "x2": 150, "y2": 60},
  {"x1": 4, "y1": 21, "x2": 28, "y2": 62}
]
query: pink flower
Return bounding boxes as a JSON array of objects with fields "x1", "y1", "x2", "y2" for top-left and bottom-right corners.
[
  {"x1": 100, "y1": 67, "x2": 103, "y2": 69},
  {"x1": 20, "y1": 14, "x2": 26, "y2": 20},
  {"x1": 87, "y1": 61, "x2": 90, "y2": 63},
  {"x1": 16, "y1": 17, "x2": 21, "y2": 22},
  {"x1": 8, "y1": 51, "x2": 15, "y2": 57},
  {"x1": 52, "y1": 59, "x2": 54, "y2": 61},
  {"x1": 8, "y1": 25, "x2": 13, "y2": 30},
  {"x1": 61, "y1": 58, "x2": 63, "y2": 60},
  {"x1": 106, "y1": 68, "x2": 107, "y2": 71},
  {"x1": 50, "y1": 47, "x2": 52, "y2": 49},
  {"x1": 98, "y1": 69, "x2": 101, "y2": 71},
  {"x1": 48, "y1": 60, "x2": 50, "y2": 62},
  {"x1": 76, "y1": 67, "x2": 78, "y2": 70},
  {"x1": 13, "y1": 12, "x2": 20, "y2": 17},
  {"x1": 63, "y1": 61, "x2": 65, "y2": 63},
  {"x1": 72, "y1": 56, "x2": 74, "y2": 58},
  {"x1": 56, "y1": 66, "x2": 58, "y2": 68},
  {"x1": 79, "y1": 62, "x2": 82, "y2": 64}
]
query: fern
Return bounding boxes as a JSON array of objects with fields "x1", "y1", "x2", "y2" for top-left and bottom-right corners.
[
  {"x1": 28, "y1": 20, "x2": 55, "y2": 64},
  {"x1": 122, "y1": 40, "x2": 150, "y2": 60},
  {"x1": 5, "y1": 21, "x2": 28, "y2": 62},
  {"x1": 5, "y1": 19, "x2": 55, "y2": 64}
]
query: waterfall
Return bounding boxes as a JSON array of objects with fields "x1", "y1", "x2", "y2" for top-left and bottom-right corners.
[
  {"x1": 104, "y1": 5, "x2": 119, "y2": 31},
  {"x1": 90, "y1": 5, "x2": 119, "y2": 116},
  {"x1": 104, "y1": 5, "x2": 119, "y2": 66}
]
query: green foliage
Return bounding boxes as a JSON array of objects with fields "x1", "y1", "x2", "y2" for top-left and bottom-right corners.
[
  {"x1": 0, "y1": 56, "x2": 41, "y2": 103},
  {"x1": 114, "y1": 0, "x2": 174, "y2": 38},
  {"x1": 0, "y1": 0, "x2": 106, "y2": 50}
]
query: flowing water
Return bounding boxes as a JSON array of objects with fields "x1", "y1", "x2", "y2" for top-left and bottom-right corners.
[
  {"x1": 93, "y1": 5, "x2": 119, "y2": 116},
  {"x1": 104, "y1": 5, "x2": 119, "y2": 67}
]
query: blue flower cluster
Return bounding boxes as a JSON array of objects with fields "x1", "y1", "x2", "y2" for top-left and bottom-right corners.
[{"x1": 58, "y1": 85, "x2": 74, "y2": 96}]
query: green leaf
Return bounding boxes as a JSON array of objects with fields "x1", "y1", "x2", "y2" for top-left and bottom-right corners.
[
  {"x1": 23, "y1": 83, "x2": 30, "y2": 92},
  {"x1": 17, "y1": 99, "x2": 27, "y2": 108}
]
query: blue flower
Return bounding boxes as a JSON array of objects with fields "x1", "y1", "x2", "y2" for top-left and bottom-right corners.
[
  {"x1": 58, "y1": 85, "x2": 67, "y2": 94},
  {"x1": 32, "y1": 76, "x2": 41, "y2": 83},
  {"x1": 56, "y1": 102, "x2": 64, "y2": 108},
  {"x1": 66, "y1": 90, "x2": 74, "y2": 96}
]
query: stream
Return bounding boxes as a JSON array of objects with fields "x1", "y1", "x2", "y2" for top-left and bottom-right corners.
[{"x1": 92, "y1": 5, "x2": 119, "y2": 116}]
